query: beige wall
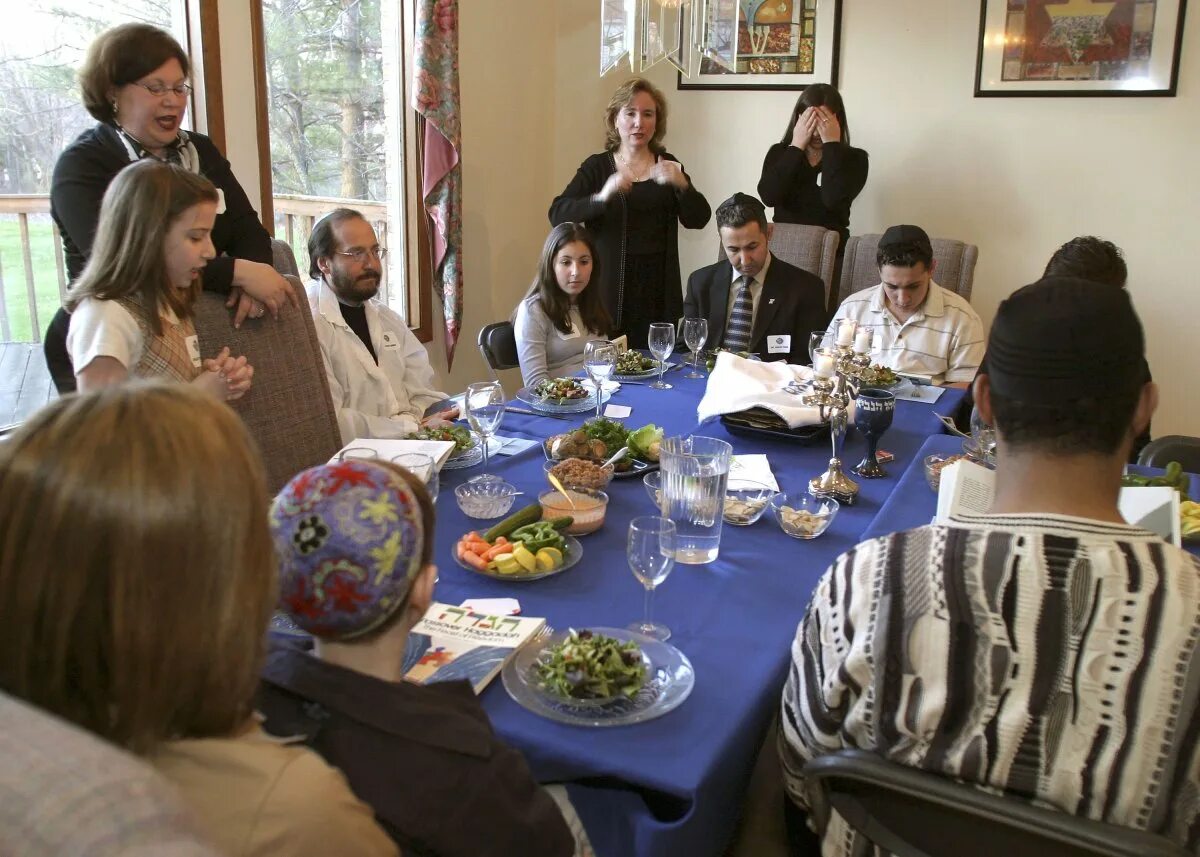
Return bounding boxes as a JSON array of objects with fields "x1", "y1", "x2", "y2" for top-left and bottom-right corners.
[{"x1": 218, "y1": 0, "x2": 1197, "y2": 434}]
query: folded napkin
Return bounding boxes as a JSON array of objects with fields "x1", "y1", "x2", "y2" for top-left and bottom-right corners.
[{"x1": 698, "y1": 352, "x2": 849, "y2": 429}]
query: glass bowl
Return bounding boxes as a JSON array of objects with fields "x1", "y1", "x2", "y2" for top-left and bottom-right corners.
[
  {"x1": 539, "y1": 487, "x2": 609, "y2": 536},
  {"x1": 723, "y1": 481, "x2": 776, "y2": 526},
  {"x1": 454, "y1": 480, "x2": 518, "y2": 519},
  {"x1": 643, "y1": 471, "x2": 663, "y2": 509},
  {"x1": 924, "y1": 453, "x2": 966, "y2": 492},
  {"x1": 543, "y1": 458, "x2": 615, "y2": 491},
  {"x1": 770, "y1": 493, "x2": 839, "y2": 539}
]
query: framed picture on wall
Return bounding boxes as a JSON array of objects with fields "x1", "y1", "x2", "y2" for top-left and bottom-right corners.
[
  {"x1": 677, "y1": 0, "x2": 842, "y2": 91},
  {"x1": 975, "y1": 0, "x2": 1188, "y2": 96}
]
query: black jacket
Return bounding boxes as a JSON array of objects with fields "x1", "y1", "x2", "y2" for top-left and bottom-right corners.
[
  {"x1": 549, "y1": 151, "x2": 710, "y2": 331},
  {"x1": 683, "y1": 255, "x2": 826, "y2": 365},
  {"x1": 757, "y1": 141, "x2": 868, "y2": 245},
  {"x1": 257, "y1": 643, "x2": 575, "y2": 857}
]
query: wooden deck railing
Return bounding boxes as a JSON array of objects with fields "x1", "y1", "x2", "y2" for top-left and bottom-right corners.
[{"x1": 0, "y1": 193, "x2": 391, "y2": 343}]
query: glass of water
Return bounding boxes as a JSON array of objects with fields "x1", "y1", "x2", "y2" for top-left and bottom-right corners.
[
  {"x1": 627, "y1": 516, "x2": 676, "y2": 641},
  {"x1": 658, "y1": 434, "x2": 732, "y2": 564},
  {"x1": 682, "y1": 317, "x2": 708, "y2": 379},
  {"x1": 464, "y1": 381, "x2": 505, "y2": 483},
  {"x1": 969, "y1": 405, "x2": 997, "y2": 465},
  {"x1": 392, "y1": 452, "x2": 439, "y2": 502},
  {"x1": 648, "y1": 322, "x2": 675, "y2": 390},
  {"x1": 583, "y1": 339, "x2": 617, "y2": 419}
]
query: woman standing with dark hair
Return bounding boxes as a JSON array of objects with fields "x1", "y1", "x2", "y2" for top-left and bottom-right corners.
[
  {"x1": 513, "y1": 223, "x2": 612, "y2": 388},
  {"x1": 45, "y1": 23, "x2": 297, "y2": 391},
  {"x1": 549, "y1": 78, "x2": 710, "y2": 349},
  {"x1": 757, "y1": 84, "x2": 868, "y2": 269}
]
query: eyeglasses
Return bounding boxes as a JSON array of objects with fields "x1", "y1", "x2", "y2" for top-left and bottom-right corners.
[
  {"x1": 135, "y1": 82, "x2": 194, "y2": 98},
  {"x1": 336, "y1": 246, "x2": 388, "y2": 263}
]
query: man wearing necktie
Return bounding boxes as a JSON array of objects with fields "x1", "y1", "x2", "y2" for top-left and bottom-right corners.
[{"x1": 683, "y1": 193, "x2": 826, "y2": 364}]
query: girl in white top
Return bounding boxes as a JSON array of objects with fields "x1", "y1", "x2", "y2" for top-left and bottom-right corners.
[
  {"x1": 513, "y1": 223, "x2": 612, "y2": 389},
  {"x1": 65, "y1": 159, "x2": 253, "y2": 399}
]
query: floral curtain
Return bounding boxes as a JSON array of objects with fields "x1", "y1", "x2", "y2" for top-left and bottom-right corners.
[{"x1": 411, "y1": 0, "x2": 462, "y2": 367}]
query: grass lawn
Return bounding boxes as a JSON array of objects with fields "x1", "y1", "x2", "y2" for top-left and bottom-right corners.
[{"x1": 0, "y1": 218, "x2": 65, "y2": 343}]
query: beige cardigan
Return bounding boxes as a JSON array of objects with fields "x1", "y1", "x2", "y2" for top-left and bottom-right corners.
[{"x1": 152, "y1": 723, "x2": 397, "y2": 857}]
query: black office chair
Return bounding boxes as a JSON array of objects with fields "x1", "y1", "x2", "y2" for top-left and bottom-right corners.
[
  {"x1": 803, "y1": 750, "x2": 1187, "y2": 857},
  {"x1": 477, "y1": 321, "x2": 519, "y2": 380},
  {"x1": 1137, "y1": 436, "x2": 1200, "y2": 474}
]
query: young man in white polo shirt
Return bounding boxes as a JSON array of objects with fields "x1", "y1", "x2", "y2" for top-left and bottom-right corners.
[{"x1": 826, "y1": 224, "x2": 983, "y2": 387}]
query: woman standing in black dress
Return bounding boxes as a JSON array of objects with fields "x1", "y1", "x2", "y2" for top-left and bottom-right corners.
[
  {"x1": 549, "y1": 78, "x2": 710, "y2": 349},
  {"x1": 758, "y1": 84, "x2": 867, "y2": 310}
]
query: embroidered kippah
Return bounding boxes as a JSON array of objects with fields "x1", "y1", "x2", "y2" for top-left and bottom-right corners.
[{"x1": 270, "y1": 460, "x2": 425, "y2": 640}]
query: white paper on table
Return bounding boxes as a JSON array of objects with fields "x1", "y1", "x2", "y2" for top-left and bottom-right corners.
[
  {"x1": 331, "y1": 437, "x2": 458, "y2": 470},
  {"x1": 494, "y1": 436, "x2": 537, "y2": 456},
  {"x1": 460, "y1": 597, "x2": 522, "y2": 616},
  {"x1": 580, "y1": 378, "x2": 621, "y2": 394},
  {"x1": 891, "y1": 381, "x2": 946, "y2": 403},
  {"x1": 604, "y1": 404, "x2": 632, "y2": 418},
  {"x1": 1118, "y1": 486, "x2": 1181, "y2": 546},
  {"x1": 697, "y1": 352, "x2": 847, "y2": 429},
  {"x1": 727, "y1": 454, "x2": 780, "y2": 491}
]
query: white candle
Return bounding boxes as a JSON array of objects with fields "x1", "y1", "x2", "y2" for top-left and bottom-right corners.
[
  {"x1": 836, "y1": 320, "x2": 856, "y2": 347},
  {"x1": 853, "y1": 328, "x2": 871, "y2": 354},
  {"x1": 814, "y1": 353, "x2": 835, "y2": 378}
]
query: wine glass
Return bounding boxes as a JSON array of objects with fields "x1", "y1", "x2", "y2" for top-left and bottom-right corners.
[
  {"x1": 969, "y1": 405, "x2": 997, "y2": 465},
  {"x1": 392, "y1": 452, "x2": 439, "y2": 502},
  {"x1": 583, "y1": 339, "x2": 617, "y2": 419},
  {"x1": 682, "y1": 317, "x2": 708, "y2": 379},
  {"x1": 627, "y1": 516, "x2": 676, "y2": 641},
  {"x1": 852, "y1": 388, "x2": 896, "y2": 478},
  {"x1": 463, "y1": 381, "x2": 504, "y2": 483},
  {"x1": 808, "y1": 330, "x2": 830, "y2": 364},
  {"x1": 648, "y1": 323, "x2": 675, "y2": 390}
]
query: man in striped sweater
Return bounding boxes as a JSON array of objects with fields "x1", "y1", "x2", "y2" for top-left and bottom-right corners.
[{"x1": 780, "y1": 275, "x2": 1200, "y2": 856}]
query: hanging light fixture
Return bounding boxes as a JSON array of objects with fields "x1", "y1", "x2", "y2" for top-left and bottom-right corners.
[{"x1": 600, "y1": 0, "x2": 740, "y2": 77}]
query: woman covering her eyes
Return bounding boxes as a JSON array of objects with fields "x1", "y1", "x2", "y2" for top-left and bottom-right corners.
[
  {"x1": 513, "y1": 223, "x2": 613, "y2": 389},
  {"x1": 65, "y1": 159, "x2": 254, "y2": 401},
  {"x1": 46, "y1": 23, "x2": 297, "y2": 392}
]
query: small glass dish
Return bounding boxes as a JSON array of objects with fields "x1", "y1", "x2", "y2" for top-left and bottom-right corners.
[
  {"x1": 770, "y1": 493, "x2": 838, "y2": 539},
  {"x1": 539, "y1": 487, "x2": 609, "y2": 535},
  {"x1": 543, "y1": 458, "x2": 615, "y2": 491},
  {"x1": 723, "y1": 482, "x2": 776, "y2": 526},
  {"x1": 454, "y1": 480, "x2": 518, "y2": 519},
  {"x1": 924, "y1": 453, "x2": 966, "y2": 492},
  {"x1": 643, "y1": 471, "x2": 663, "y2": 509}
]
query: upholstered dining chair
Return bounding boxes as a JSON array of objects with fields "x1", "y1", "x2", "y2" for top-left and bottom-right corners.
[
  {"x1": 714, "y1": 223, "x2": 841, "y2": 307},
  {"x1": 271, "y1": 238, "x2": 302, "y2": 279},
  {"x1": 837, "y1": 234, "x2": 979, "y2": 306},
  {"x1": 192, "y1": 275, "x2": 342, "y2": 493},
  {"x1": 1137, "y1": 435, "x2": 1200, "y2": 474},
  {"x1": 803, "y1": 749, "x2": 1187, "y2": 857}
]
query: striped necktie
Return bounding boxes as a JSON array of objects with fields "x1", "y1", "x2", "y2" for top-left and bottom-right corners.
[{"x1": 723, "y1": 274, "x2": 754, "y2": 353}]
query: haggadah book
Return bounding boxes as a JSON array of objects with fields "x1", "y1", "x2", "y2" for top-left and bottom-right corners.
[{"x1": 402, "y1": 602, "x2": 547, "y2": 694}]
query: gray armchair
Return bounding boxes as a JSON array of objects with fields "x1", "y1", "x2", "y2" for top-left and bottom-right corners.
[
  {"x1": 715, "y1": 223, "x2": 840, "y2": 306},
  {"x1": 837, "y1": 234, "x2": 978, "y2": 306}
]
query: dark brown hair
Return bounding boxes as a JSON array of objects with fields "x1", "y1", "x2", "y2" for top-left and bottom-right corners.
[
  {"x1": 79, "y1": 24, "x2": 190, "y2": 123},
  {"x1": 604, "y1": 77, "x2": 668, "y2": 154},
  {"x1": 307, "y1": 207, "x2": 368, "y2": 279},
  {"x1": 66, "y1": 159, "x2": 218, "y2": 336},
  {"x1": 780, "y1": 83, "x2": 851, "y2": 147},
  {"x1": 1043, "y1": 236, "x2": 1128, "y2": 288},
  {"x1": 519, "y1": 223, "x2": 611, "y2": 338},
  {"x1": 0, "y1": 382, "x2": 275, "y2": 754}
]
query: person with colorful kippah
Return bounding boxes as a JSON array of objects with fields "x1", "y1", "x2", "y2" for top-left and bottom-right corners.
[
  {"x1": 258, "y1": 459, "x2": 590, "y2": 857},
  {"x1": 780, "y1": 276, "x2": 1200, "y2": 856}
]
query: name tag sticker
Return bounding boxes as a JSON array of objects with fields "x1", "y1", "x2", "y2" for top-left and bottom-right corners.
[
  {"x1": 381, "y1": 331, "x2": 400, "y2": 350},
  {"x1": 185, "y1": 334, "x2": 201, "y2": 368},
  {"x1": 767, "y1": 335, "x2": 791, "y2": 354}
]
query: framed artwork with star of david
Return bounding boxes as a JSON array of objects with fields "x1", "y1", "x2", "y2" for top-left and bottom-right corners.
[{"x1": 975, "y1": 0, "x2": 1188, "y2": 96}]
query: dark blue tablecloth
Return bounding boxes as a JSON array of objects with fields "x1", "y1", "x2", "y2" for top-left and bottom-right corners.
[
  {"x1": 861, "y1": 435, "x2": 1200, "y2": 561},
  {"x1": 434, "y1": 371, "x2": 966, "y2": 857}
]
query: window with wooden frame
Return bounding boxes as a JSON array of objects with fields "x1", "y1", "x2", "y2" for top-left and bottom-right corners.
[{"x1": 249, "y1": 0, "x2": 430, "y2": 341}]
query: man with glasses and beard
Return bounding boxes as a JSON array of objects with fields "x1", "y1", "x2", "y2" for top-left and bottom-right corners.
[{"x1": 307, "y1": 208, "x2": 456, "y2": 443}]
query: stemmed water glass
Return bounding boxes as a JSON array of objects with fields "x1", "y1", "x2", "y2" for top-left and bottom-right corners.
[
  {"x1": 852, "y1": 388, "x2": 896, "y2": 478},
  {"x1": 648, "y1": 323, "x2": 675, "y2": 390},
  {"x1": 969, "y1": 405, "x2": 997, "y2": 465},
  {"x1": 682, "y1": 317, "x2": 708, "y2": 379},
  {"x1": 627, "y1": 516, "x2": 676, "y2": 641},
  {"x1": 583, "y1": 339, "x2": 617, "y2": 419},
  {"x1": 464, "y1": 381, "x2": 504, "y2": 483}
]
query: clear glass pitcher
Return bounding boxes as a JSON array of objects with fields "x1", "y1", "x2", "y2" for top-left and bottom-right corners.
[{"x1": 659, "y1": 435, "x2": 733, "y2": 564}]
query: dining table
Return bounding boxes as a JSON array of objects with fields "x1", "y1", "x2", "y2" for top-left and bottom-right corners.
[{"x1": 433, "y1": 365, "x2": 967, "y2": 857}]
